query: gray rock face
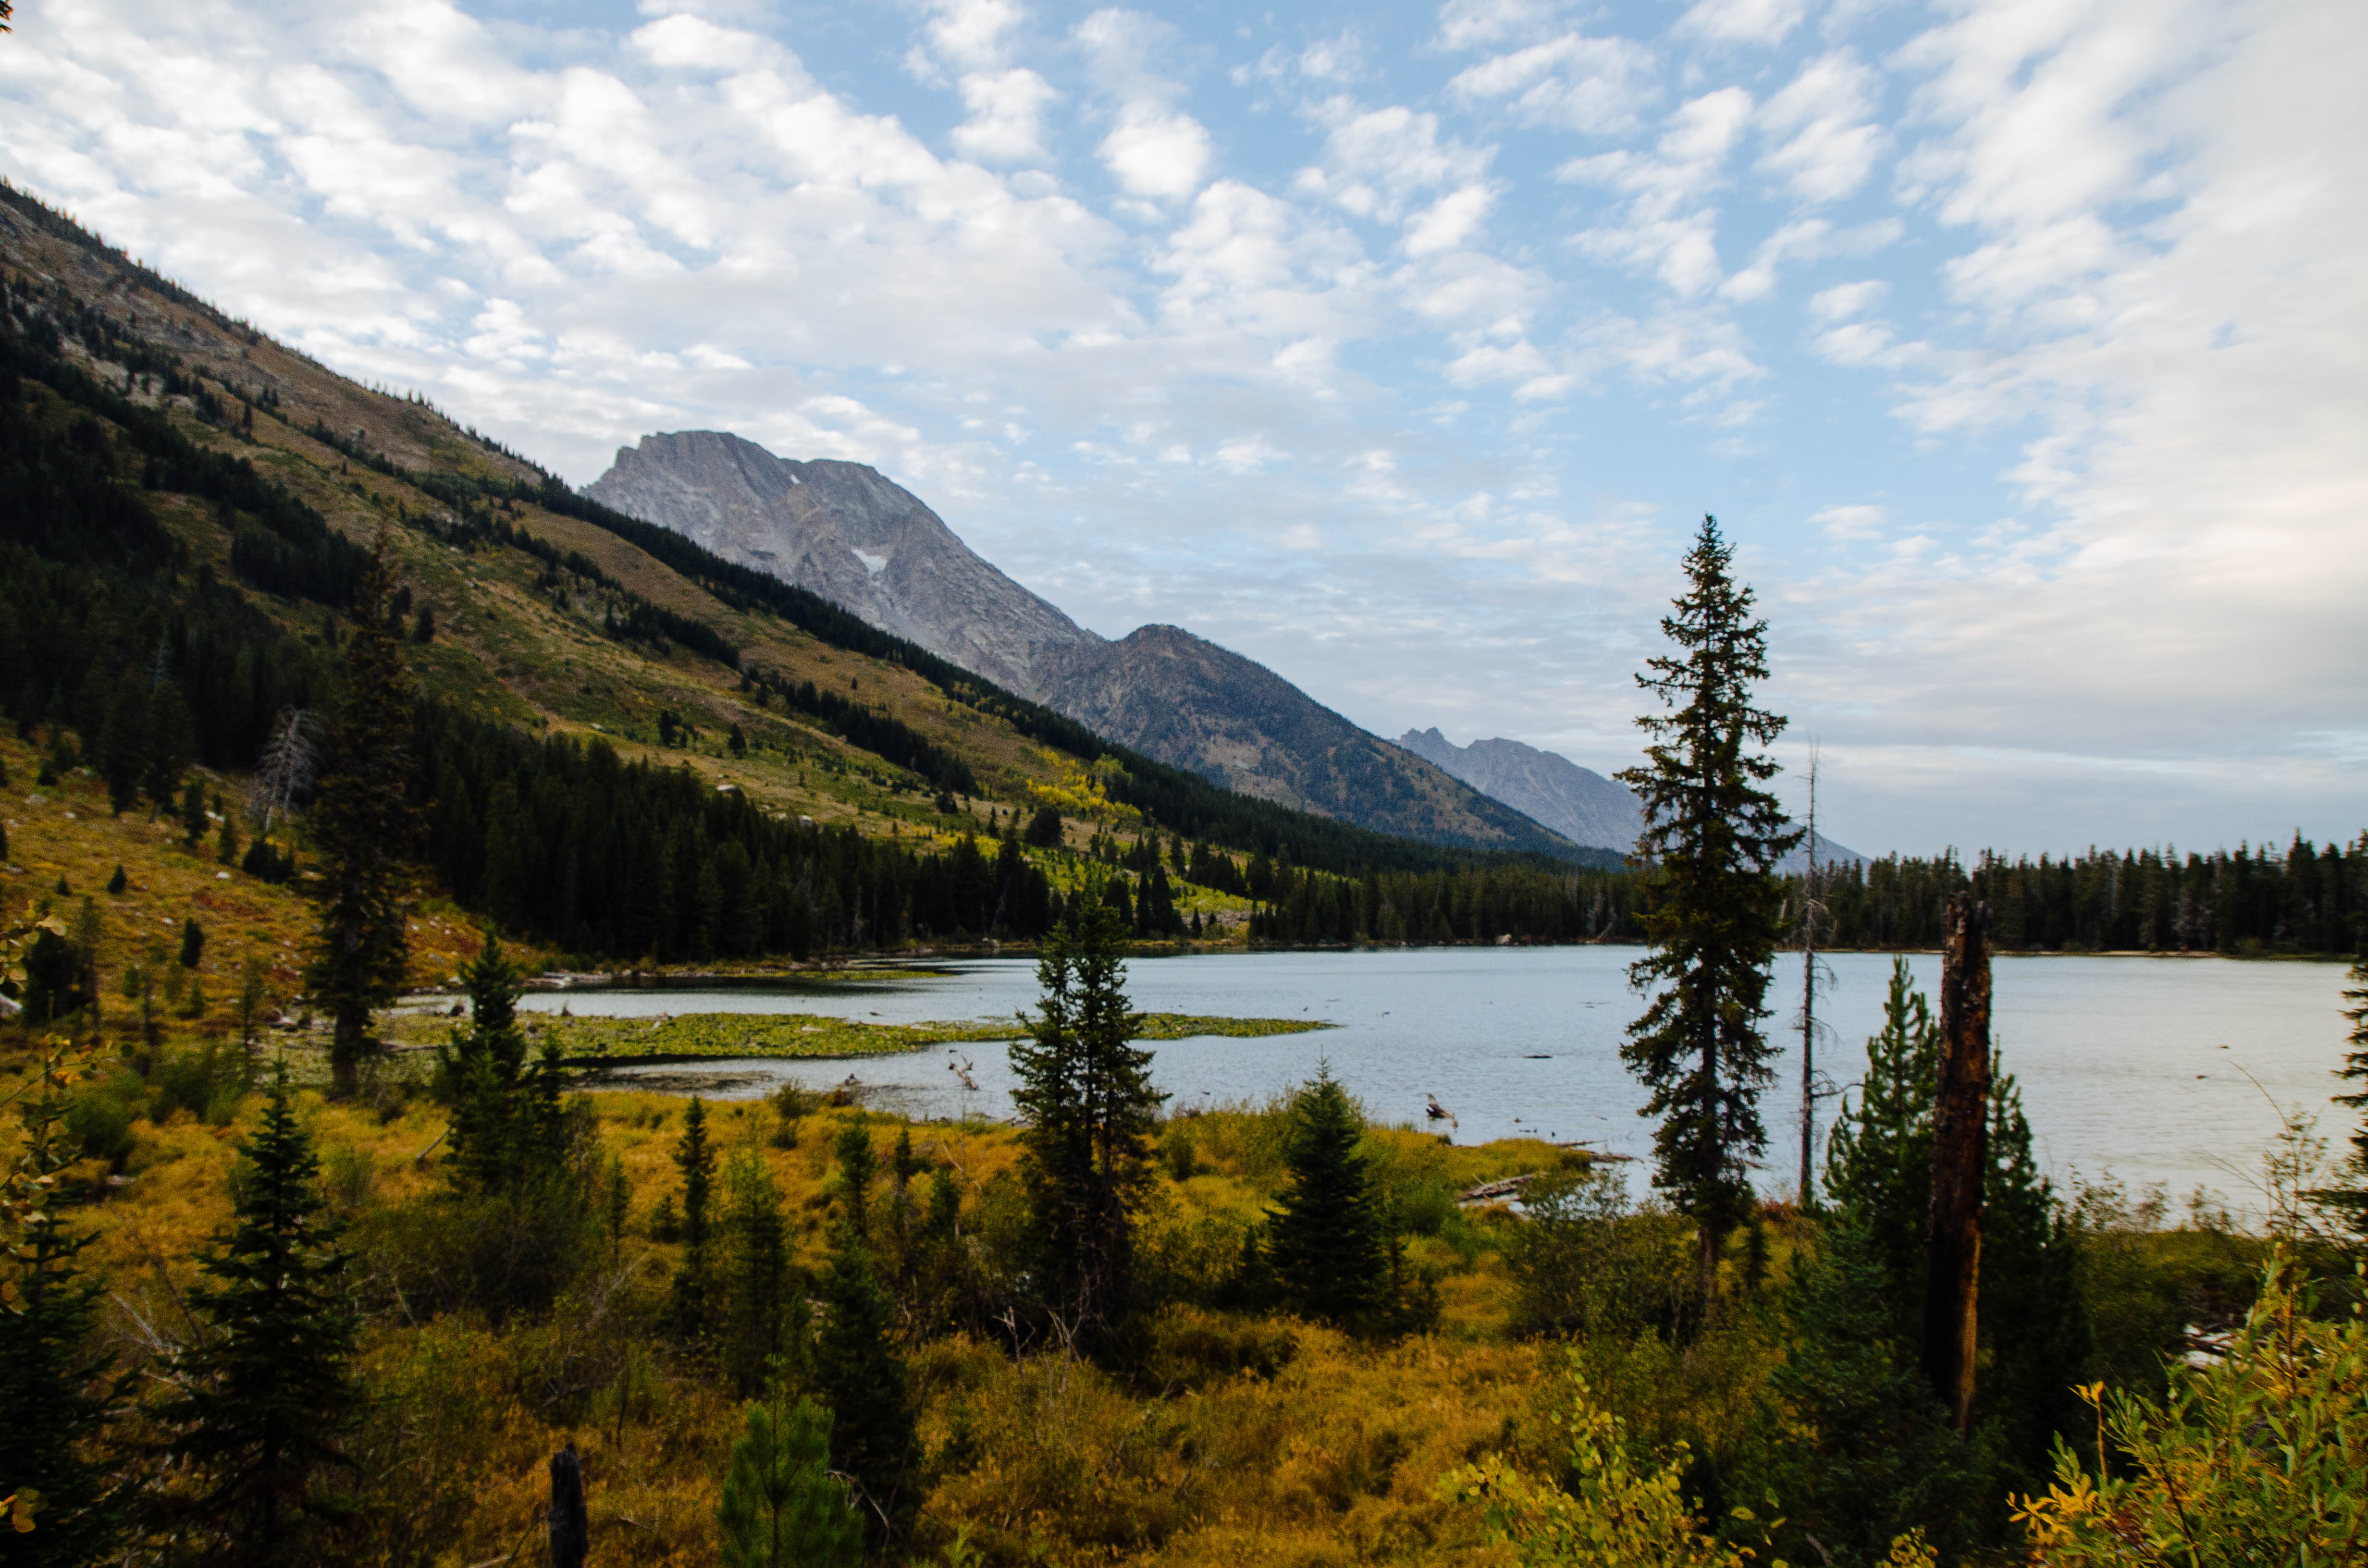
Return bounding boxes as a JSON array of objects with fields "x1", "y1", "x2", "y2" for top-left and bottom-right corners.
[
  {"x1": 585, "y1": 431, "x2": 1097, "y2": 697},
  {"x1": 1396, "y1": 729, "x2": 1645, "y2": 854},
  {"x1": 1397, "y1": 727, "x2": 1867, "y2": 868},
  {"x1": 1038, "y1": 629, "x2": 1581, "y2": 854}
]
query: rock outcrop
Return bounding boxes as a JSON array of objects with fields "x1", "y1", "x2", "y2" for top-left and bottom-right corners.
[
  {"x1": 1039, "y1": 628, "x2": 1581, "y2": 853},
  {"x1": 1396, "y1": 728, "x2": 1644, "y2": 854},
  {"x1": 586, "y1": 431, "x2": 1096, "y2": 697}
]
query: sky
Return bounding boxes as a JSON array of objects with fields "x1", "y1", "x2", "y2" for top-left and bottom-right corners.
[{"x1": 2, "y1": 0, "x2": 2361, "y2": 857}]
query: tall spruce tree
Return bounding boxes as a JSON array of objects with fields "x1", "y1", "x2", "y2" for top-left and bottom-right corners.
[
  {"x1": 813, "y1": 1133, "x2": 916, "y2": 1550},
  {"x1": 723, "y1": 1146, "x2": 795, "y2": 1397},
  {"x1": 670, "y1": 1097, "x2": 718, "y2": 1340},
  {"x1": 438, "y1": 929, "x2": 533, "y2": 1193},
  {"x1": 1266, "y1": 1067, "x2": 1386, "y2": 1325},
  {"x1": 1822, "y1": 958, "x2": 1939, "y2": 1332},
  {"x1": 1, "y1": 1037, "x2": 133, "y2": 1566},
  {"x1": 716, "y1": 1371, "x2": 860, "y2": 1568},
  {"x1": 1008, "y1": 892, "x2": 1165, "y2": 1335},
  {"x1": 1615, "y1": 514, "x2": 1800, "y2": 1305},
  {"x1": 166, "y1": 1064, "x2": 358, "y2": 1558},
  {"x1": 303, "y1": 536, "x2": 417, "y2": 1095},
  {"x1": 2322, "y1": 956, "x2": 2368, "y2": 1238}
]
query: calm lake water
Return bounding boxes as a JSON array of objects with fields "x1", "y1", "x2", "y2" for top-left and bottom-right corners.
[{"x1": 513, "y1": 948, "x2": 2358, "y2": 1215}]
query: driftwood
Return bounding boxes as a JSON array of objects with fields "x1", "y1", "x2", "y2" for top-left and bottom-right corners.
[
  {"x1": 1454, "y1": 1152, "x2": 1637, "y2": 1208},
  {"x1": 1458, "y1": 1173, "x2": 1541, "y2": 1204},
  {"x1": 1922, "y1": 894, "x2": 1993, "y2": 1431}
]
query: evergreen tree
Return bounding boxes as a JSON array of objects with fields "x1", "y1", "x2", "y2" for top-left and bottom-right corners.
[
  {"x1": 1614, "y1": 515, "x2": 1800, "y2": 1305},
  {"x1": 0, "y1": 1038, "x2": 133, "y2": 1566},
  {"x1": 812, "y1": 1220, "x2": 916, "y2": 1550},
  {"x1": 436, "y1": 930, "x2": 543, "y2": 1194},
  {"x1": 303, "y1": 537, "x2": 417, "y2": 1094},
  {"x1": 723, "y1": 1147, "x2": 794, "y2": 1397},
  {"x1": 1822, "y1": 958, "x2": 1938, "y2": 1329},
  {"x1": 96, "y1": 673, "x2": 144, "y2": 818},
  {"x1": 142, "y1": 682, "x2": 194, "y2": 820},
  {"x1": 716, "y1": 1372, "x2": 860, "y2": 1568},
  {"x1": 180, "y1": 776, "x2": 208, "y2": 847},
  {"x1": 1978, "y1": 1070, "x2": 2091, "y2": 1493},
  {"x1": 670, "y1": 1097, "x2": 718, "y2": 1339},
  {"x1": 166, "y1": 1064, "x2": 358, "y2": 1558},
  {"x1": 2321, "y1": 957, "x2": 2368, "y2": 1238},
  {"x1": 1824, "y1": 962, "x2": 2090, "y2": 1493},
  {"x1": 179, "y1": 916, "x2": 206, "y2": 971},
  {"x1": 1738, "y1": 1222, "x2": 1990, "y2": 1566},
  {"x1": 832, "y1": 1121, "x2": 876, "y2": 1243},
  {"x1": 1266, "y1": 1067, "x2": 1385, "y2": 1325},
  {"x1": 1008, "y1": 894, "x2": 1165, "y2": 1335}
]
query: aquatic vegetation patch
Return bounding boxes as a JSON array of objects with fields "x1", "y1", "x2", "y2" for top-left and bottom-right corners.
[{"x1": 531, "y1": 1010, "x2": 1337, "y2": 1061}]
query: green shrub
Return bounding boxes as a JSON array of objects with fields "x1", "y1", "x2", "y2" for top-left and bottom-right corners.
[
  {"x1": 1504, "y1": 1168, "x2": 1698, "y2": 1341},
  {"x1": 64, "y1": 1086, "x2": 136, "y2": 1171}
]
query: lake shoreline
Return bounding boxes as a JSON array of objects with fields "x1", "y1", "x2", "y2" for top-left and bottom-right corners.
[{"x1": 398, "y1": 939, "x2": 2359, "y2": 997}]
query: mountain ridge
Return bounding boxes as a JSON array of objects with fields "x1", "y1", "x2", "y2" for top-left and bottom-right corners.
[
  {"x1": 1399, "y1": 726, "x2": 1869, "y2": 869},
  {"x1": 587, "y1": 430, "x2": 1604, "y2": 863},
  {"x1": 586, "y1": 430, "x2": 1097, "y2": 698},
  {"x1": 1396, "y1": 728, "x2": 1644, "y2": 854}
]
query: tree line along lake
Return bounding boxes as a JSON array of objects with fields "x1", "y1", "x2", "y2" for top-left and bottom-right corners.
[{"x1": 500, "y1": 947, "x2": 2358, "y2": 1217}]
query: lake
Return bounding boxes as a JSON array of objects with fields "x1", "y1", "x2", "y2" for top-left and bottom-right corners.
[{"x1": 513, "y1": 948, "x2": 2359, "y2": 1216}]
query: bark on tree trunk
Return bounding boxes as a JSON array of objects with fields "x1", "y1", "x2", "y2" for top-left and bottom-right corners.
[
  {"x1": 1922, "y1": 894, "x2": 1992, "y2": 1431},
  {"x1": 548, "y1": 1440, "x2": 589, "y2": 1568}
]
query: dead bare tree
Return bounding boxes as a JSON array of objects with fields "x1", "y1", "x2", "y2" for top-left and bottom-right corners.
[
  {"x1": 1922, "y1": 894, "x2": 1993, "y2": 1430},
  {"x1": 1797, "y1": 749, "x2": 1827, "y2": 1206},
  {"x1": 246, "y1": 707, "x2": 318, "y2": 833}
]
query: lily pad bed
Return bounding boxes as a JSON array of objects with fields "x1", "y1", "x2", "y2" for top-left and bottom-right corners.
[{"x1": 526, "y1": 1010, "x2": 1335, "y2": 1062}]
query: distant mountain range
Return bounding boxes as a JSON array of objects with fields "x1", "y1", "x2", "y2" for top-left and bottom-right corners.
[
  {"x1": 588, "y1": 433, "x2": 1600, "y2": 861},
  {"x1": 1398, "y1": 727, "x2": 1866, "y2": 867},
  {"x1": 1395, "y1": 729, "x2": 1643, "y2": 853}
]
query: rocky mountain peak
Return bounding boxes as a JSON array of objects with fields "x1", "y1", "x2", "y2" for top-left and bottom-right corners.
[{"x1": 587, "y1": 431, "x2": 1097, "y2": 697}]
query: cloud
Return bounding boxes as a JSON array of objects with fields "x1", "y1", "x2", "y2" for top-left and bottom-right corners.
[
  {"x1": 1075, "y1": 8, "x2": 1212, "y2": 200},
  {"x1": 1098, "y1": 105, "x2": 1211, "y2": 198},
  {"x1": 1812, "y1": 502, "x2": 1887, "y2": 540},
  {"x1": 1298, "y1": 102, "x2": 1493, "y2": 220},
  {"x1": 953, "y1": 68, "x2": 1059, "y2": 162},
  {"x1": 920, "y1": 0, "x2": 1026, "y2": 73},
  {"x1": 1449, "y1": 31, "x2": 1658, "y2": 135},
  {"x1": 1404, "y1": 184, "x2": 1495, "y2": 256},
  {"x1": 1558, "y1": 88, "x2": 1753, "y2": 298},
  {"x1": 1757, "y1": 51, "x2": 1885, "y2": 204},
  {"x1": 1676, "y1": 0, "x2": 1812, "y2": 48},
  {"x1": 1808, "y1": 278, "x2": 1887, "y2": 321}
]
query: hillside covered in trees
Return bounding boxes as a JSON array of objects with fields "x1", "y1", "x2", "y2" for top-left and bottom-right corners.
[{"x1": 1816, "y1": 840, "x2": 2367, "y2": 957}]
